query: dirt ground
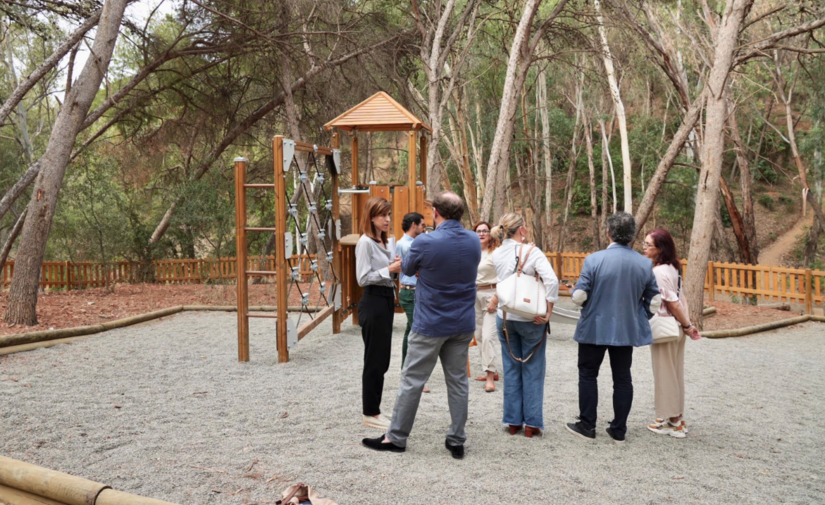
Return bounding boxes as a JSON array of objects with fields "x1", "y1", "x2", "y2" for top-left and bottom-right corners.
[{"x1": 0, "y1": 283, "x2": 805, "y2": 337}]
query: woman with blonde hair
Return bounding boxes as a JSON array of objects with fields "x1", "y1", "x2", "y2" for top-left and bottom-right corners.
[
  {"x1": 473, "y1": 221, "x2": 501, "y2": 393},
  {"x1": 642, "y1": 228, "x2": 701, "y2": 438},
  {"x1": 490, "y1": 212, "x2": 559, "y2": 437},
  {"x1": 355, "y1": 197, "x2": 402, "y2": 430}
]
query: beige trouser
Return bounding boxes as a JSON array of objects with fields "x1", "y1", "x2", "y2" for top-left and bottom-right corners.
[
  {"x1": 474, "y1": 289, "x2": 499, "y2": 374},
  {"x1": 650, "y1": 331, "x2": 686, "y2": 419}
]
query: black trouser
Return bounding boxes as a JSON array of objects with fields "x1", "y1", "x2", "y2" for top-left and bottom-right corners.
[
  {"x1": 358, "y1": 285, "x2": 395, "y2": 416},
  {"x1": 577, "y1": 343, "x2": 634, "y2": 437}
]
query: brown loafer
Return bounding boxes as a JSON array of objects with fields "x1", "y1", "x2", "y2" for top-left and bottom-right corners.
[
  {"x1": 524, "y1": 426, "x2": 542, "y2": 438},
  {"x1": 508, "y1": 424, "x2": 523, "y2": 435}
]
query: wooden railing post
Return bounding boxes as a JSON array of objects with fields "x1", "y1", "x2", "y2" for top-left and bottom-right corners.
[
  {"x1": 707, "y1": 261, "x2": 715, "y2": 302},
  {"x1": 805, "y1": 269, "x2": 813, "y2": 315},
  {"x1": 65, "y1": 261, "x2": 72, "y2": 291}
]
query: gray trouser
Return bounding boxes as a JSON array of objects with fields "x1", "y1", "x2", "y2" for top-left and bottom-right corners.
[{"x1": 386, "y1": 330, "x2": 473, "y2": 448}]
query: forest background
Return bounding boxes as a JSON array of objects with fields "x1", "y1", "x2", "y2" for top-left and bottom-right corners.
[{"x1": 1, "y1": 0, "x2": 825, "y2": 327}]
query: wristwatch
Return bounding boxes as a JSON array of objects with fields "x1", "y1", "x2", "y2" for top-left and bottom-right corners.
[{"x1": 682, "y1": 323, "x2": 693, "y2": 329}]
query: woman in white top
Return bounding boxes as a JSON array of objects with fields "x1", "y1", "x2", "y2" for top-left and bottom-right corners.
[
  {"x1": 473, "y1": 221, "x2": 501, "y2": 393},
  {"x1": 642, "y1": 229, "x2": 701, "y2": 438},
  {"x1": 490, "y1": 212, "x2": 559, "y2": 438},
  {"x1": 355, "y1": 197, "x2": 402, "y2": 430}
]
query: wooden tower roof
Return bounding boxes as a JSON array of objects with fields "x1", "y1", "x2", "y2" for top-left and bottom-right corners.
[{"x1": 324, "y1": 92, "x2": 432, "y2": 133}]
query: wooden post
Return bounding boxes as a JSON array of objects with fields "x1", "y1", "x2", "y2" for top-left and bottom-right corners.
[
  {"x1": 420, "y1": 132, "x2": 428, "y2": 191},
  {"x1": 234, "y1": 157, "x2": 250, "y2": 362},
  {"x1": 805, "y1": 268, "x2": 813, "y2": 315},
  {"x1": 331, "y1": 132, "x2": 343, "y2": 334},
  {"x1": 274, "y1": 136, "x2": 290, "y2": 363},
  {"x1": 707, "y1": 260, "x2": 715, "y2": 302},
  {"x1": 351, "y1": 131, "x2": 360, "y2": 227},
  {"x1": 65, "y1": 260, "x2": 72, "y2": 291},
  {"x1": 408, "y1": 130, "x2": 417, "y2": 211}
]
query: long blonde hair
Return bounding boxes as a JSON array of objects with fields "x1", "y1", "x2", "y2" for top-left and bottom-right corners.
[{"x1": 490, "y1": 212, "x2": 524, "y2": 243}]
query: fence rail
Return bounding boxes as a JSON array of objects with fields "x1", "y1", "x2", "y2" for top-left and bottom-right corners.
[
  {"x1": 3, "y1": 252, "x2": 824, "y2": 314},
  {"x1": 1, "y1": 255, "x2": 317, "y2": 290}
]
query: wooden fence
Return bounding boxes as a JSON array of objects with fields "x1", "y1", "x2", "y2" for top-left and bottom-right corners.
[
  {"x1": 3, "y1": 252, "x2": 824, "y2": 314},
  {"x1": 1, "y1": 255, "x2": 316, "y2": 290}
]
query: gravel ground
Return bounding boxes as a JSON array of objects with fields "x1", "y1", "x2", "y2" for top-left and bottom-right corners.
[{"x1": 1, "y1": 305, "x2": 824, "y2": 505}]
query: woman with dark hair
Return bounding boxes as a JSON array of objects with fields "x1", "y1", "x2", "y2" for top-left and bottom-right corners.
[
  {"x1": 642, "y1": 229, "x2": 701, "y2": 438},
  {"x1": 355, "y1": 197, "x2": 402, "y2": 430},
  {"x1": 472, "y1": 221, "x2": 501, "y2": 393}
]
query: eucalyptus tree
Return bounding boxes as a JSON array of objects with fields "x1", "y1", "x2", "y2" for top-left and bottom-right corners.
[
  {"x1": 479, "y1": 0, "x2": 571, "y2": 221},
  {"x1": 5, "y1": 0, "x2": 130, "y2": 325}
]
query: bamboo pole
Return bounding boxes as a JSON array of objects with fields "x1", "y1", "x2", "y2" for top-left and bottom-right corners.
[
  {"x1": 0, "y1": 455, "x2": 109, "y2": 505},
  {"x1": 96, "y1": 488, "x2": 179, "y2": 505},
  {"x1": 234, "y1": 157, "x2": 250, "y2": 362}
]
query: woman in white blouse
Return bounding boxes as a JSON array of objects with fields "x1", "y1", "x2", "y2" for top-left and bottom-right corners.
[
  {"x1": 490, "y1": 212, "x2": 559, "y2": 438},
  {"x1": 473, "y1": 221, "x2": 501, "y2": 393},
  {"x1": 355, "y1": 197, "x2": 401, "y2": 430}
]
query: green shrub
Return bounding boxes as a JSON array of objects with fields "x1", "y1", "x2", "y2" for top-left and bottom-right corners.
[{"x1": 757, "y1": 194, "x2": 775, "y2": 210}]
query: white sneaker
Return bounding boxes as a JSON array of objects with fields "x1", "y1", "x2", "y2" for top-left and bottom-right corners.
[
  {"x1": 362, "y1": 414, "x2": 391, "y2": 430},
  {"x1": 647, "y1": 419, "x2": 687, "y2": 438},
  {"x1": 648, "y1": 418, "x2": 689, "y2": 434}
]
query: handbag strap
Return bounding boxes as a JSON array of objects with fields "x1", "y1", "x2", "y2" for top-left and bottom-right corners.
[
  {"x1": 501, "y1": 312, "x2": 546, "y2": 363},
  {"x1": 515, "y1": 243, "x2": 537, "y2": 277}
]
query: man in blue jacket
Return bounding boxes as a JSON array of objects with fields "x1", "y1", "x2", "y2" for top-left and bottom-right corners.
[
  {"x1": 566, "y1": 212, "x2": 659, "y2": 443},
  {"x1": 362, "y1": 191, "x2": 480, "y2": 459}
]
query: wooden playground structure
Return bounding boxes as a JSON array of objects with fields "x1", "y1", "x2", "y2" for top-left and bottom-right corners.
[{"x1": 234, "y1": 92, "x2": 433, "y2": 363}]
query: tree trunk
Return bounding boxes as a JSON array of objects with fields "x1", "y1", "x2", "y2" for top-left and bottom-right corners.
[
  {"x1": 448, "y1": 90, "x2": 479, "y2": 223},
  {"x1": 594, "y1": 0, "x2": 632, "y2": 212},
  {"x1": 0, "y1": 208, "x2": 27, "y2": 275},
  {"x1": 583, "y1": 113, "x2": 600, "y2": 250},
  {"x1": 557, "y1": 70, "x2": 584, "y2": 252},
  {"x1": 537, "y1": 67, "x2": 553, "y2": 249},
  {"x1": 684, "y1": 0, "x2": 753, "y2": 329},
  {"x1": 4, "y1": 0, "x2": 129, "y2": 325},
  {"x1": 479, "y1": 0, "x2": 569, "y2": 220},
  {"x1": 727, "y1": 97, "x2": 758, "y2": 263},
  {"x1": 718, "y1": 175, "x2": 752, "y2": 263},
  {"x1": 633, "y1": 91, "x2": 706, "y2": 235},
  {"x1": 772, "y1": 52, "x2": 825, "y2": 264}
]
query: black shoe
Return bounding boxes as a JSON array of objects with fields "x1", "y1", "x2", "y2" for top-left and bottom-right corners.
[
  {"x1": 605, "y1": 427, "x2": 626, "y2": 444},
  {"x1": 362, "y1": 435, "x2": 405, "y2": 453},
  {"x1": 445, "y1": 440, "x2": 464, "y2": 459},
  {"x1": 566, "y1": 421, "x2": 596, "y2": 440}
]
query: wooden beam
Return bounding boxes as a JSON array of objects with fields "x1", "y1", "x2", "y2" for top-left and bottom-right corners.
[
  {"x1": 408, "y1": 131, "x2": 417, "y2": 212},
  {"x1": 234, "y1": 157, "x2": 249, "y2": 362},
  {"x1": 297, "y1": 306, "x2": 335, "y2": 340},
  {"x1": 274, "y1": 136, "x2": 289, "y2": 363}
]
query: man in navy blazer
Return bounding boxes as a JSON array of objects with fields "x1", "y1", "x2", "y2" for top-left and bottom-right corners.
[{"x1": 566, "y1": 212, "x2": 659, "y2": 443}]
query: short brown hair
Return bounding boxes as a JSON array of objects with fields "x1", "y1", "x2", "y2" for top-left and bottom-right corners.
[
  {"x1": 432, "y1": 191, "x2": 464, "y2": 221},
  {"x1": 360, "y1": 197, "x2": 391, "y2": 245}
]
